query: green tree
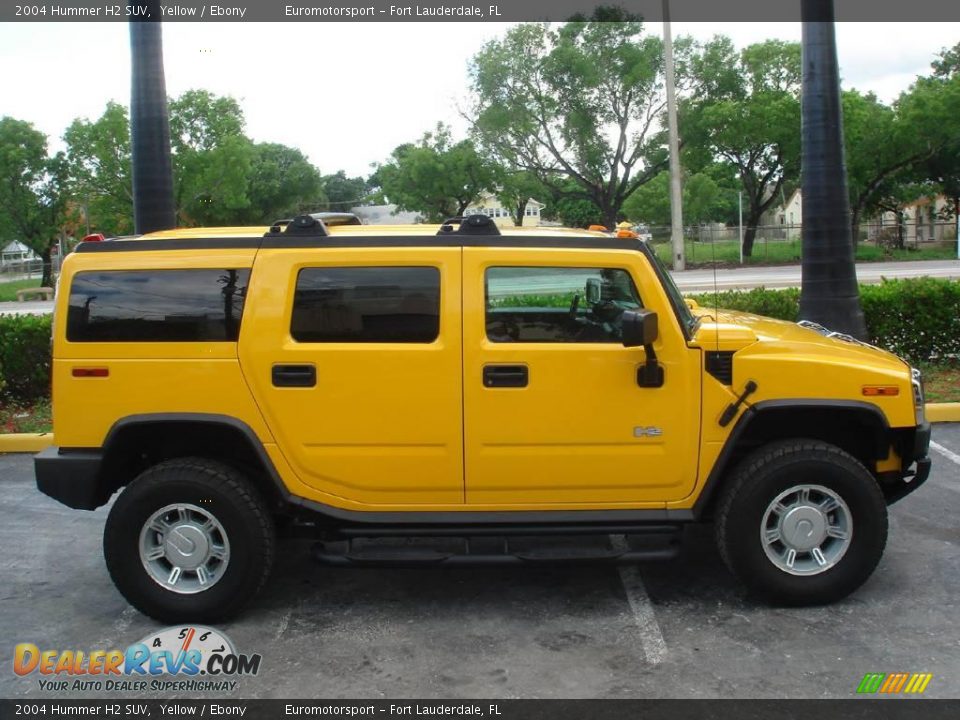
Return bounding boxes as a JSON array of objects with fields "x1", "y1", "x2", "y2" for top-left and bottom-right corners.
[
  {"x1": 622, "y1": 170, "x2": 724, "y2": 226},
  {"x1": 913, "y1": 45, "x2": 960, "y2": 224},
  {"x1": 469, "y1": 13, "x2": 684, "y2": 229},
  {"x1": 496, "y1": 170, "x2": 548, "y2": 226},
  {"x1": 237, "y1": 143, "x2": 325, "y2": 224},
  {"x1": 0, "y1": 118, "x2": 67, "y2": 287},
  {"x1": 686, "y1": 37, "x2": 801, "y2": 256},
  {"x1": 63, "y1": 101, "x2": 133, "y2": 237},
  {"x1": 376, "y1": 124, "x2": 498, "y2": 222},
  {"x1": 841, "y1": 90, "x2": 938, "y2": 239},
  {"x1": 320, "y1": 171, "x2": 370, "y2": 212},
  {"x1": 168, "y1": 90, "x2": 253, "y2": 226}
]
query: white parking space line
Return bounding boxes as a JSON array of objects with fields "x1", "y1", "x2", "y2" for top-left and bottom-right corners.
[
  {"x1": 931, "y1": 441, "x2": 960, "y2": 467},
  {"x1": 610, "y1": 534, "x2": 667, "y2": 665}
]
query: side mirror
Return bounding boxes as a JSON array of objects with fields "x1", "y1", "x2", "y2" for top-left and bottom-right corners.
[
  {"x1": 622, "y1": 309, "x2": 664, "y2": 388},
  {"x1": 585, "y1": 277, "x2": 602, "y2": 304},
  {"x1": 621, "y1": 309, "x2": 658, "y2": 348}
]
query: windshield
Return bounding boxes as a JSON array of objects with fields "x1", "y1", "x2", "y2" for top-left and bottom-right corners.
[{"x1": 645, "y1": 247, "x2": 699, "y2": 337}]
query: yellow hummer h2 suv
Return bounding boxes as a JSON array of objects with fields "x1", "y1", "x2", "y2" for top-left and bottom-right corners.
[{"x1": 35, "y1": 214, "x2": 931, "y2": 622}]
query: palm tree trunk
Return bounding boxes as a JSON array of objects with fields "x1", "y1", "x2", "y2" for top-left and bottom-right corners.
[
  {"x1": 798, "y1": 0, "x2": 867, "y2": 338},
  {"x1": 129, "y1": 1, "x2": 176, "y2": 234}
]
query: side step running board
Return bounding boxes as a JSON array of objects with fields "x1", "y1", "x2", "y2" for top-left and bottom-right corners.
[{"x1": 312, "y1": 533, "x2": 681, "y2": 567}]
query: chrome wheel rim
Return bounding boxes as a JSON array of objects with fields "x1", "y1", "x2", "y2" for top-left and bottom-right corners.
[
  {"x1": 760, "y1": 484, "x2": 852, "y2": 576},
  {"x1": 139, "y1": 503, "x2": 230, "y2": 594}
]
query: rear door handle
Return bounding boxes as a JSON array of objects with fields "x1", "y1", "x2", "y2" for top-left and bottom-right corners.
[
  {"x1": 272, "y1": 364, "x2": 316, "y2": 388},
  {"x1": 483, "y1": 364, "x2": 528, "y2": 388}
]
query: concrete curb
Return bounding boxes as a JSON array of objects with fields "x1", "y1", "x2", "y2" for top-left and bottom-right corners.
[
  {"x1": 927, "y1": 403, "x2": 960, "y2": 423},
  {"x1": 0, "y1": 404, "x2": 958, "y2": 454},
  {"x1": 0, "y1": 433, "x2": 54, "y2": 453}
]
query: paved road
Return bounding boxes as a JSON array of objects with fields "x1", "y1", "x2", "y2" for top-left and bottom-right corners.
[
  {"x1": 675, "y1": 258, "x2": 960, "y2": 293},
  {"x1": 1, "y1": 425, "x2": 958, "y2": 699},
  {"x1": 1, "y1": 259, "x2": 958, "y2": 316}
]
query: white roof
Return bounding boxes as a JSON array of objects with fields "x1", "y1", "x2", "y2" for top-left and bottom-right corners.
[{"x1": 2, "y1": 240, "x2": 32, "y2": 254}]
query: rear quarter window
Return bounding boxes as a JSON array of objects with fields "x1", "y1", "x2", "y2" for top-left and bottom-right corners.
[
  {"x1": 66, "y1": 269, "x2": 250, "y2": 342},
  {"x1": 291, "y1": 266, "x2": 440, "y2": 343}
]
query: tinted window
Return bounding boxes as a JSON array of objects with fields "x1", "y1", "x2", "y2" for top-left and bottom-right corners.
[
  {"x1": 67, "y1": 269, "x2": 250, "y2": 342},
  {"x1": 486, "y1": 266, "x2": 642, "y2": 343},
  {"x1": 292, "y1": 267, "x2": 440, "y2": 343}
]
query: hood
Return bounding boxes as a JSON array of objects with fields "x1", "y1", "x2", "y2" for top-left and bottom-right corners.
[{"x1": 691, "y1": 308, "x2": 909, "y2": 373}]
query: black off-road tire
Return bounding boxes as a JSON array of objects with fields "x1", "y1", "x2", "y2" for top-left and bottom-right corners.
[
  {"x1": 715, "y1": 439, "x2": 888, "y2": 606},
  {"x1": 104, "y1": 457, "x2": 275, "y2": 623}
]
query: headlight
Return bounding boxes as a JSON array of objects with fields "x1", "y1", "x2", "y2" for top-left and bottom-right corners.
[{"x1": 911, "y1": 367, "x2": 925, "y2": 425}]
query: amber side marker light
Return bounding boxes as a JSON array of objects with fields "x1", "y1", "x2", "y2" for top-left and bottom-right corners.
[
  {"x1": 862, "y1": 386, "x2": 899, "y2": 396},
  {"x1": 72, "y1": 368, "x2": 109, "y2": 378},
  {"x1": 616, "y1": 229, "x2": 640, "y2": 239}
]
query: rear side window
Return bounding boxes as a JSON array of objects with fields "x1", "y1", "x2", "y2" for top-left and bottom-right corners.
[
  {"x1": 67, "y1": 269, "x2": 250, "y2": 342},
  {"x1": 291, "y1": 267, "x2": 440, "y2": 343}
]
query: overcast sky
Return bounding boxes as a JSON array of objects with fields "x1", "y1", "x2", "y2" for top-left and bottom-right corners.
[{"x1": 0, "y1": 22, "x2": 956, "y2": 177}]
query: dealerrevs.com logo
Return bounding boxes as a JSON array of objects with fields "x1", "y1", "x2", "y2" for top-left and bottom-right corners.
[{"x1": 14, "y1": 626, "x2": 261, "y2": 692}]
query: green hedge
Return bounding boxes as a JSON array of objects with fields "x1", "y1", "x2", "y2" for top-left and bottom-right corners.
[
  {"x1": 689, "y1": 278, "x2": 960, "y2": 363},
  {"x1": 0, "y1": 314, "x2": 53, "y2": 404}
]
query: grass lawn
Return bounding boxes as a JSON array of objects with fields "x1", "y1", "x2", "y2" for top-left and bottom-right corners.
[
  {"x1": 0, "y1": 278, "x2": 42, "y2": 303},
  {"x1": 920, "y1": 362, "x2": 960, "y2": 404},
  {"x1": 0, "y1": 397, "x2": 51, "y2": 434},
  {"x1": 652, "y1": 239, "x2": 958, "y2": 268}
]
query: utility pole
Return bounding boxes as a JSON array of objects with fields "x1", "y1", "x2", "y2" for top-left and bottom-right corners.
[{"x1": 662, "y1": 0, "x2": 684, "y2": 271}]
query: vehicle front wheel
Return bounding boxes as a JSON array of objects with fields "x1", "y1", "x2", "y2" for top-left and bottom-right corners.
[
  {"x1": 715, "y1": 440, "x2": 888, "y2": 606},
  {"x1": 104, "y1": 457, "x2": 275, "y2": 623}
]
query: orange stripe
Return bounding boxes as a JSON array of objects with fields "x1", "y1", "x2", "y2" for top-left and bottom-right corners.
[
  {"x1": 892, "y1": 673, "x2": 909, "y2": 693},
  {"x1": 879, "y1": 674, "x2": 896, "y2": 693}
]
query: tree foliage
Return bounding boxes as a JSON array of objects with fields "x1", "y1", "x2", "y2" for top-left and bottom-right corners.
[
  {"x1": 685, "y1": 37, "x2": 801, "y2": 256},
  {"x1": 376, "y1": 124, "x2": 498, "y2": 222},
  {"x1": 0, "y1": 117, "x2": 67, "y2": 286},
  {"x1": 319, "y1": 171, "x2": 370, "y2": 212},
  {"x1": 469, "y1": 13, "x2": 686, "y2": 229},
  {"x1": 64, "y1": 101, "x2": 133, "y2": 236},
  {"x1": 496, "y1": 170, "x2": 548, "y2": 226}
]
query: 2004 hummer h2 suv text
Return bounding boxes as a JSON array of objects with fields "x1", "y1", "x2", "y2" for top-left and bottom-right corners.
[{"x1": 35, "y1": 214, "x2": 931, "y2": 622}]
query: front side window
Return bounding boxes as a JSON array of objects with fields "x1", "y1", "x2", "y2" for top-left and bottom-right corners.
[
  {"x1": 67, "y1": 269, "x2": 250, "y2": 342},
  {"x1": 485, "y1": 266, "x2": 642, "y2": 343},
  {"x1": 291, "y1": 266, "x2": 440, "y2": 343}
]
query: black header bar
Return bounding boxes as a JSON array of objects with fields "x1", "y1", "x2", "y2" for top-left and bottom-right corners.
[{"x1": 2, "y1": 0, "x2": 958, "y2": 22}]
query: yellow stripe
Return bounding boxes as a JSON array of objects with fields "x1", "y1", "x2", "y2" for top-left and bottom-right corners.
[
  {"x1": 904, "y1": 675, "x2": 920, "y2": 693},
  {"x1": 917, "y1": 674, "x2": 933, "y2": 694}
]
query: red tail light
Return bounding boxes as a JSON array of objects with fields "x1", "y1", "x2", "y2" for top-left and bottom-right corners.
[{"x1": 81, "y1": 233, "x2": 105, "y2": 242}]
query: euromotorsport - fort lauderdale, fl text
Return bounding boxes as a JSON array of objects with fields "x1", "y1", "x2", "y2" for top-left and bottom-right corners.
[{"x1": 284, "y1": 5, "x2": 503, "y2": 17}]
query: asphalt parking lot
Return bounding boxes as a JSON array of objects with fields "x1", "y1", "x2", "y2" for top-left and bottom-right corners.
[{"x1": 2, "y1": 425, "x2": 958, "y2": 700}]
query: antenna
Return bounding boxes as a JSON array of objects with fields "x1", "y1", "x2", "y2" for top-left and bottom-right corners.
[{"x1": 712, "y1": 229, "x2": 719, "y2": 352}]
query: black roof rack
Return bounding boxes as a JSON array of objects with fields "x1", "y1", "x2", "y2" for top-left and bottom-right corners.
[
  {"x1": 437, "y1": 213, "x2": 501, "y2": 236},
  {"x1": 264, "y1": 214, "x2": 329, "y2": 237}
]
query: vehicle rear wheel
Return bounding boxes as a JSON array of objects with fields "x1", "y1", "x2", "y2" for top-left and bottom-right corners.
[
  {"x1": 715, "y1": 440, "x2": 887, "y2": 605},
  {"x1": 104, "y1": 457, "x2": 275, "y2": 623}
]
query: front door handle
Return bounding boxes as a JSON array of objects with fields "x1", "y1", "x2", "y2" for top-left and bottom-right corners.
[
  {"x1": 483, "y1": 364, "x2": 528, "y2": 388},
  {"x1": 272, "y1": 364, "x2": 316, "y2": 387}
]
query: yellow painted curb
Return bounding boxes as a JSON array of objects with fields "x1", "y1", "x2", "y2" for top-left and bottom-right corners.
[
  {"x1": 0, "y1": 433, "x2": 54, "y2": 453},
  {"x1": 927, "y1": 403, "x2": 960, "y2": 423}
]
